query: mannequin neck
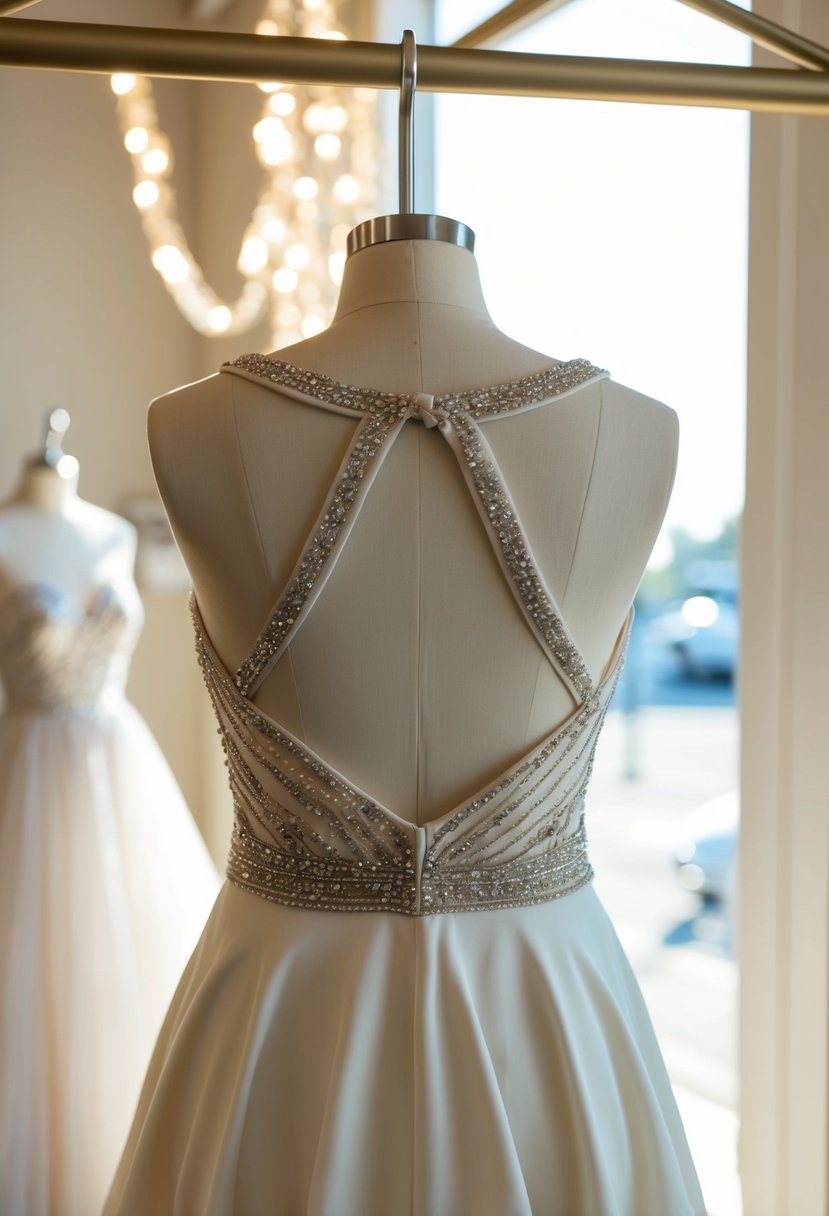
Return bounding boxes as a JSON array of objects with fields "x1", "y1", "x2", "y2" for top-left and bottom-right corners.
[
  {"x1": 332, "y1": 239, "x2": 493, "y2": 323},
  {"x1": 9, "y1": 462, "x2": 80, "y2": 512}
]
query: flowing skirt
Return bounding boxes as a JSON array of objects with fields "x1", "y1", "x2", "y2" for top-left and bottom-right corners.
[
  {"x1": 105, "y1": 878, "x2": 706, "y2": 1216},
  {"x1": 0, "y1": 702, "x2": 221, "y2": 1216}
]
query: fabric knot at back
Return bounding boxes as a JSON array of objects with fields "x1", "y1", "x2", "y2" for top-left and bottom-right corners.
[{"x1": 411, "y1": 393, "x2": 444, "y2": 429}]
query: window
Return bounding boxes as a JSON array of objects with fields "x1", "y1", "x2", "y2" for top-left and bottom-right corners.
[{"x1": 434, "y1": 4, "x2": 751, "y2": 1211}]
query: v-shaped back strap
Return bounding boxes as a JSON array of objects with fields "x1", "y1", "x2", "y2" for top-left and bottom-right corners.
[{"x1": 223, "y1": 353, "x2": 608, "y2": 704}]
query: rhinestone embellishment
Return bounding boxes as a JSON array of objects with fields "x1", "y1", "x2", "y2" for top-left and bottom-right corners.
[
  {"x1": 224, "y1": 352, "x2": 607, "y2": 699},
  {"x1": 192, "y1": 594, "x2": 631, "y2": 916},
  {"x1": 192, "y1": 351, "x2": 627, "y2": 917}
]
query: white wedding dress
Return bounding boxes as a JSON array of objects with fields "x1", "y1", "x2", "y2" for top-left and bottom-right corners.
[
  {"x1": 0, "y1": 574, "x2": 220, "y2": 1216},
  {"x1": 106, "y1": 354, "x2": 706, "y2": 1215}
]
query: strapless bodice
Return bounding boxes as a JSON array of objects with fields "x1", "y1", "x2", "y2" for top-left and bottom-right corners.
[{"x1": 0, "y1": 580, "x2": 143, "y2": 713}]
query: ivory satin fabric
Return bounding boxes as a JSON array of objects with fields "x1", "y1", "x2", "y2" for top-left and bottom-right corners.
[
  {"x1": 105, "y1": 358, "x2": 706, "y2": 1216},
  {"x1": 106, "y1": 883, "x2": 704, "y2": 1215}
]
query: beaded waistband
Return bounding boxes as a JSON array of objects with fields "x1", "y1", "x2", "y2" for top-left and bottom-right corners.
[{"x1": 226, "y1": 816, "x2": 593, "y2": 916}]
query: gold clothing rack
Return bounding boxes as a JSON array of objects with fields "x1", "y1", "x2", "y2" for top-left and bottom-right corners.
[{"x1": 1, "y1": 0, "x2": 829, "y2": 115}]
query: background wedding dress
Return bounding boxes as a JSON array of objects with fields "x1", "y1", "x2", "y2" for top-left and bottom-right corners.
[{"x1": 0, "y1": 573, "x2": 220, "y2": 1216}]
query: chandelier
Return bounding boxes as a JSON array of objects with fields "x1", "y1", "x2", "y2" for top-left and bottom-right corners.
[{"x1": 111, "y1": 0, "x2": 380, "y2": 347}]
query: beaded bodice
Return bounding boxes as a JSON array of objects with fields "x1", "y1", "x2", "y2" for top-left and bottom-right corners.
[
  {"x1": 0, "y1": 580, "x2": 143, "y2": 713},
  {"x1": 194, "y1": 353, "x2": 632, "y2": 915}
]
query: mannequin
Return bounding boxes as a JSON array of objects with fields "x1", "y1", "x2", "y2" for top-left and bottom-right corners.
[
  {"x1": 107, "y1": 225, "x2": 705, "y2": 1216},
  {"x1": 149, "y1": 235, "x2": 677, "y2": 823},
  {"x1": 0, "y1": 437, "x2": 136, "y2": 612},
  {"x1": 0, "y1": 419, "x2": 220, "y2": 1216}
]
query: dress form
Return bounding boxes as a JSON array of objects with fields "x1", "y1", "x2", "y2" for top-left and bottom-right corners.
[
  {"x1": 149, "y1": 237, "x2": 678, "y2": 824},
  {"x1": 0, "y1": 458, "x2": 137, "y2": 607},
  {"x1": 0, "y1": 438, "x2": 222, "y2": 1216}
]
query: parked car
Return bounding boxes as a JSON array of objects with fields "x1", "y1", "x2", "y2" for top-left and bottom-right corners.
[
  {"x1": 649, "y1": 588, "x2": 739, "y2": 679},
  {"x1": 672, "y1": 788, "x2": 738, "y2": 904}
]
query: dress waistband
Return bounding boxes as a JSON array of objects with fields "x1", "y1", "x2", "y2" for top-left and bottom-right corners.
[{"x1": 226, "y1": 816, "x2": 593, "y2": 916}]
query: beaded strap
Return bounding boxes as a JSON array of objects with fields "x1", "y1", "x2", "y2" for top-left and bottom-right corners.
[{"x1": 223, "y1": 353, "x2": 607, "y2": 702}]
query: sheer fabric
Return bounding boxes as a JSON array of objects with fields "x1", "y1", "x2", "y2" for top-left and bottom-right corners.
[{"x1": 0, "y1": 577, "x2": 220, "y2": 1216}]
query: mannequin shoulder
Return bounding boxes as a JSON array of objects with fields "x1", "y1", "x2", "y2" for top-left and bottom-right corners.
[
  {"x1": 599, "y1": 377, "x2": 679, "y2": 443},
  {"x1": 589, "y1": 377, "x2": 680, "y2": 518},
  {"x1": 148, "y1": 370, "x2": 233, "y2": 458},
  {"x1": 72, "y1": 500, "x2": 137, "y2": 563}
]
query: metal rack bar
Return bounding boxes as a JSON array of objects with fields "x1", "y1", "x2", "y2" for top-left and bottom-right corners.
[
  {"x1": 453, "y1": 0, "x2": 575, "y2": 50},
  {"x1": 3, "y1": 18, "x2": 829, "y2": 113},
  {"x1": 677, "y1": 0, "x2": 829, "y2": 71},
  {"x1": 455, "y1": 0, "x2": 829, "y2": 74},
  {"x1": 0, "y1": 1, "x2": 41, "y2": 15}
]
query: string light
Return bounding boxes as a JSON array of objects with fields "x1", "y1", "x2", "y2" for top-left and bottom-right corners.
[
  {"x1": 133, "y1": 180, "x2": 159, "y2": 208},
  {"x1": 112, "y1": 0, "x2": 379, "y2": 343}
]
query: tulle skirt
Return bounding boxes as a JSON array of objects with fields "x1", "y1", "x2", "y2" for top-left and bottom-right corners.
[
  {"x1": 105, "y1": 878, "x2": 706, "y2": 1216},
  {"x1": 0, "y1": 701, "x2": 221, "y2": 1216}
]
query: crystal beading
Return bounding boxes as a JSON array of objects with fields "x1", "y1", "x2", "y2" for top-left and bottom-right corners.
[
  {"x1": 225, "y1": 352, "x2": 607, "y2": 700},
  {"x1": 190, "y1": 351, "x2": 628, "y2": 916},
  {"x1": 192, "y1": 591, "x2": 630, "y2": 917}
]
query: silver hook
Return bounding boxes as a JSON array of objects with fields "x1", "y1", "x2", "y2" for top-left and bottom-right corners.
[{"x1": 398, "y1": 29, "x2": 416, "y2": 215}]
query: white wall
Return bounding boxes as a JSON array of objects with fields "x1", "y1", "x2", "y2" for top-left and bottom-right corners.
[{"x1": 0, "y1": 0, "x2": 268, "y2": 858}]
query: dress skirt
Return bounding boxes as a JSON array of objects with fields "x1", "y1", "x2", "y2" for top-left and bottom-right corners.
[
  {"x1": 0, "y1": 702, "x2": 220, "y2": 1216},
  {"x1": 105, "y1": 879, "x2": 706, "y2": 1216}
]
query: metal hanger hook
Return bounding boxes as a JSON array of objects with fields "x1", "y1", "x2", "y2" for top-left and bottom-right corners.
[{"x1": 399, "y1": 29, "x2": 417, "y2": 215}]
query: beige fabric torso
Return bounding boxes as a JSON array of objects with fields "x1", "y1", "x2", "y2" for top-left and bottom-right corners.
[
  {"x1": 150, "y1": 243, "x2": 677, "y2": 831},
  {"x1": 191, "y1": 353, "x2": 634, "y2": 915}
]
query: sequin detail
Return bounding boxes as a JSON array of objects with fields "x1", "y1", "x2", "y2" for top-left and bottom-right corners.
[
  {"x1": 225, "y1": 351, "x2": 604, "y2": 421},
  {"x1": 0, "y1": 581, "x2": 143, "y2": 713},
  {"x1": 224, "y1": 352, "x2": 607, "y2": 699},
  {"x1": 192, "y1": 595, "x2": 631, "y2": 916},
  {"x1": 201, "y1": 351, "x2": 624, "y2": 915}
]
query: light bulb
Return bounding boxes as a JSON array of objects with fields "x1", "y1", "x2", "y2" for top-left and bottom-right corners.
[
  {"x1": 303, "y1": 0, "x2": 325, "y2": 10},
  {"x1": 207, "y1": 305, "x2": 232, "y2": 333},
  {"x1": 256, "y1": 19, "x2": 278, "y2": 35},
  {"x1": 285, "y1": 243, "x2": 311, "y2": 270},
  {"x1": 152, "y1": 244, "x2": 189, "y2": 285},
  {"x1": 141, "y1": 148, "x2": 169, "y2": 175},
  {"x1": 133, "y1": 180, "x2": 160, "y2": 208},
  {"x1": 261, "y1": 217, "x2": 286, "y2": 243},
  {"x1": 293, "y1": 176, "x2": 319, "y2": 200},
  {"x1": 269, "y1": 92, "x2": 296, "y2": 116},
  {"x1": 273, "y1": 267, "x2": 299, "y2": 293},
  {"x1": 326, "y1": 105, "x2": 347, "y2": 133},
  {"x1": 315, "y1": 133, "x2": 340, "y2": 160},
  {"x1": 257, "y1": 81, "x2": 282, "y2": 94},
  {"x1": 301, "y1": 316, "x2": 325, "y2": 337},
  {"x1": 259, "y1": 134, "x2": 292, "y2": 166},
  {"x1": 323, "y1": 31, "x2": 347, "y2": 40},
  {"x1": 302, "y1": 103, "x2": 328, "y2": 135},
  {"x1": 124, "y1": 126, "x2": 149, "y2": 154},
  {"x1": 111, "y1": 73, "x2": 136, "y2": 96},
  {"x1": 333, "y1": 174, "x2": 359, "y2": 204},
  {"x1": 238, "y1": 236, "x2": 269, "y2": 275},
  {"x1": 253, "y1": 116, "x2": 284, "y2": 144}
]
